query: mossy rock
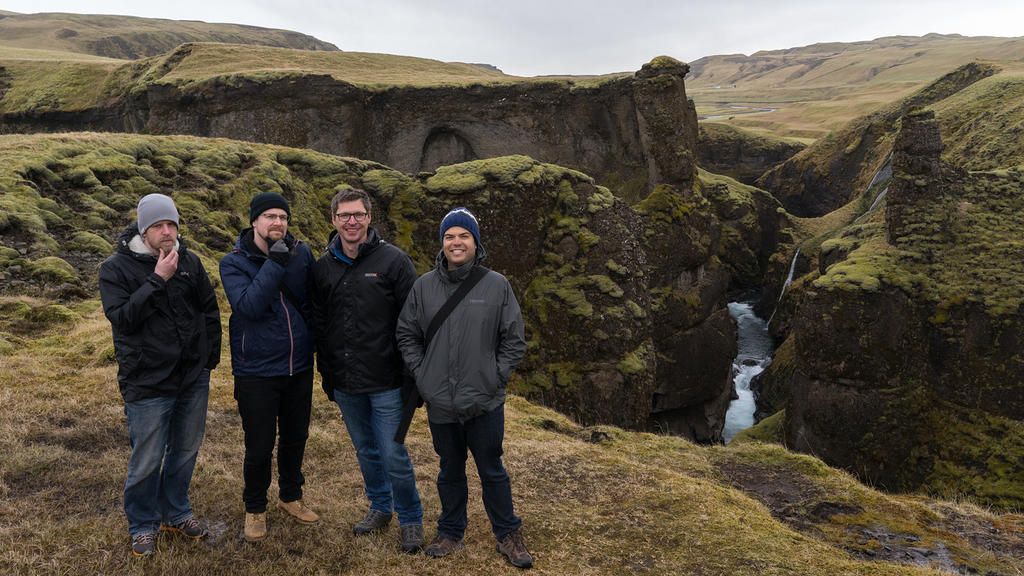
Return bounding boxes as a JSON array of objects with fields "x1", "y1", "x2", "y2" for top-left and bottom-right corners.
[
  {"x1": 67, "y1": 231, "x2": 113, "y2": 254},
  {"x1": 0, "y1": 299, "x2": 33, "y2": 323},
  {"x1": 730, "y1": 410, "x2": 786, "y2": 445},
  {"x1": 29, "y1": 256, "x2": 78, "y2": 283},
  {"x1": 0, "y1": 246, "x2": 22, "y2": 263},
  {"x1": 23, "y1": 304, "x2": 79, "y2": 327}
]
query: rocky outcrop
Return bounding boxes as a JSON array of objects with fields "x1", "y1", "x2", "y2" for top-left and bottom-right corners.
[
  {"x1": 757, "y1": 62, "x2": 997, "y2": 217},
  {"x1": 698, "y1": 122, "x2": 805, "y2": 185},
  {"x1": 3, "y1": 51, "x2": 698, "y2": 204},
  {"x1": 769, "y1": 113, "x2": 1024, "y2": 508}
]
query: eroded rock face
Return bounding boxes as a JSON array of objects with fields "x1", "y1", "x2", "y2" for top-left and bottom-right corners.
[
  {"x1": 4, "y1": 56, "x2": 698, "y2": 205},
  {"x1": 774, "y1": 113, "x2": 1024, "y2": 508}
]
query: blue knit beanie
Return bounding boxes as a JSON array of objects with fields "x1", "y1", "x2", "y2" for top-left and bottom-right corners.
[{"x1": 439, "y1": 207, "x2": 481, "y2": 247}]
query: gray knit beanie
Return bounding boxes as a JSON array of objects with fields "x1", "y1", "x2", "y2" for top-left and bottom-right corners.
[{"x1": 137, "y1": 193, "x2": 180, "y2": 233}]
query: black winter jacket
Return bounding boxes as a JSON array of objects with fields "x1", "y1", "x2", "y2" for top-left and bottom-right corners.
[
  {"x1": 311, "y1": 228, "x2": 417, "y2": 397},
  {"x1": 98, "y1": 223, "x2": 221, "y2": 403}
]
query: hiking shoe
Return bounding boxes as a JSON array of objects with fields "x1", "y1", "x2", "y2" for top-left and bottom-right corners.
[
  {"x1": 353, "y1": 509, "x2": 392, "y2": 535},
  {"x1": 131, "y1": 532, "x2": 157, "y2": 557},
  {"x1": 400, "y1": 524, "x2": 424, "y2": 554},
  {"x1": 497, "y1": 529, "x2": 533, "y2": 569},
  {"x1": 160, "y1": 516, "x2": 206, "y2": 539},
  {"x1": 424, "y1": 534, "x2": 464, "y2": 558},
  {"x1": 277, "y1": 499, "x2": 320, "y2": 525},
  {"x1": 244, "y1": 512, "x2": 267, "y2": 542}
]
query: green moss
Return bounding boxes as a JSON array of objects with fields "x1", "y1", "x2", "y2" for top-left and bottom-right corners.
[
  {"x1": 634, "y1": 184, "x2": 696, "y2": 225},
  {"x1": 588, "y1": 274, "x2": 624, "y2": 298},
  {"x1": 617, "y1": 342, "x2": 651, "y2": 377},
  {"x1": 625, "y1": 300, "x2": 646, "y2": 319},
  {"x1": 730, "y1": 410, "x2": 786, "y2": 445},
  {"x1": 67, "y1": 231, "x2": 112, "y2": 254},
  {"x1": 29, "y1": 256, "x2": 77, "y2": 283},
  {"x1": 604, "y1": 259, "x2": 628, "y2": 276},
  {"x1": 23, "y1": 304, "x2": 78, "y2": 326}
]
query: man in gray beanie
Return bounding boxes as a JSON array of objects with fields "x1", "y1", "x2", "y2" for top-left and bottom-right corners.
[
  {"x1": 396, "y1": 206, "x2": 533, "y2": 568},
  {"x1": 99, "y1": 193, "x2": 221, "y2": 557}
]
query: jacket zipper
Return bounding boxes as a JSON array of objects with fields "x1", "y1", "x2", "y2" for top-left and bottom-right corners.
[{"x1": 281, "y1": 292, "x2": 294, "y2": 376}]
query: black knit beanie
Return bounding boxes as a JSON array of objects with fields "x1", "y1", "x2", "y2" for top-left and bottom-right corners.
[{"x1": 249, "y1": 192, "x2": 291, "y2": 224}]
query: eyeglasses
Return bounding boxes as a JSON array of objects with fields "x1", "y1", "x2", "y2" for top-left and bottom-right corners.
[
  {"x1": 334, "y1": 212, "x2": 369, "y2": 223},
  {"x1": 260, "y1": 213, "x2": 289, "y2": 223}
]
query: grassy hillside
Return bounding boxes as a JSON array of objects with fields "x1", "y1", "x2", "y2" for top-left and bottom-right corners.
[
  {"x1": 0, "y1": 11, "x2": 337, "y2": 59},
  {"x1": 0, "y1": 42, "x2": 626, "y2": 115},
  {"x1": 689, "y1": 34, "x2": 1024, "y2": 140},
  {"x1": 1, "y1": 132, "x2": 1022, "y2": 574}
]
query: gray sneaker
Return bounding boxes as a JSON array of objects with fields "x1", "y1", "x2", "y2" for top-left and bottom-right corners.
[
  {"x1": 400, "y1": 524, "x2": 424, "y2": 554},
  {"x1": 353, "y1": 509, "x2": 392, "y2": 535},
  {"x1": 131, "y1": 532, "x2": 158, "y2": 557}
]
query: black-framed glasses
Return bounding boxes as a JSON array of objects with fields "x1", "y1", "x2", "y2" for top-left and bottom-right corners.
[
  {"x1": 334, "y1": 212, "x2": 369, "y2": 222},
  {"x1": 260, "y1": 213, "x2": 289, "y2": 223}
]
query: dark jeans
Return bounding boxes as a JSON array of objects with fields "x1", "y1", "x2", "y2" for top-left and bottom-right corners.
[
  {"x1": 234, "y1": 370, "x2": 313, "y2": 513},
  {"x1": 123, "y1": 370, "x2": 210, "y2": 537},
  {"x1": 429, "y1": 405, "x2": 521, "y2": 540}
]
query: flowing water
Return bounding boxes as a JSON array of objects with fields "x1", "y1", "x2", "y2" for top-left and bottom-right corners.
[{"x1": 722, "y1": 302, "x2": 773, "y2": 443}]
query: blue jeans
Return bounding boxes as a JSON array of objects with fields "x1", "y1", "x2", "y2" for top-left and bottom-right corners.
[
  {"x1": 334, "y1": 387, "x2": 423, "y2": 526},
  {"x1": 123, "y1": 370, "x2": 209, "y2": 537},
  {"x1": 429, "y1": 405, "x2": 521, "y2": 540}
]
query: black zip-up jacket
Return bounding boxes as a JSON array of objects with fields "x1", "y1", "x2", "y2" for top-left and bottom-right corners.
[
  {"x1": 311, "y1": 227, "x2": 417, "y2": 398},
  {"x1": 98, "y1": 223, "x2": 221, "y2": 403}
]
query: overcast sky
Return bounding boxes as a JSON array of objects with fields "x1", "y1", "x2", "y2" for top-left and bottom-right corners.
[{"x1": 3, "y1": 1, "x2": 1023, "y2": 76}]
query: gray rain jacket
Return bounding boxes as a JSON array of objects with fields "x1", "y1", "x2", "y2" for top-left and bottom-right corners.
[{"x1": 396, "y1": 246, "x2": 526, "y2": 424}]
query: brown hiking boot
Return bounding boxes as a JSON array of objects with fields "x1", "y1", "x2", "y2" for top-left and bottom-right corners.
[
  {"x1": 277, "y1": 499, "x2": 320, "y2": 524},
  {"x1": 244, "y1": 512, "x2": 267, "y2": 542},
  {"x1": 497, "y1": 529, "x2": 533, "y2": 569},
  {"x1": 424, "y1": 534, "x2": 464, "y2": 558}
]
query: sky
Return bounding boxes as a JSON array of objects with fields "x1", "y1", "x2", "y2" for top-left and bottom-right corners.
[{"x1": 3, "y1": 0, "x2": 1024, "y2": 76}]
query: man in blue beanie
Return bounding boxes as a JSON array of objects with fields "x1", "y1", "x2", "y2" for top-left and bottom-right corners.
[
  {"x1": 396, "y1": 206, "x2": 533, "y2": 569},
  {"x1": 99, "y1": 193, "x2": 221, "y2": 557}
]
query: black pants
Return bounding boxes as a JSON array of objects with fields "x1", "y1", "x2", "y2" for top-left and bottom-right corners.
[{"x1": 234, "y1": 370, "x2": 313, "y2": 513}]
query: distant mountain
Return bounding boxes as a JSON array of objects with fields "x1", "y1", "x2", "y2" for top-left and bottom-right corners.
[
  {"x1": 0, "y1": 11, "x2": 338, "y2": 59},
  {"x1": 687, "y1": 33, "x2": 1024, "y2": 138}
]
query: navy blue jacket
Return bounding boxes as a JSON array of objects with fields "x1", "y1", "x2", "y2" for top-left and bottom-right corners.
[{"x1": 220, "y1": 229, "x2": 315, "y2": 378}]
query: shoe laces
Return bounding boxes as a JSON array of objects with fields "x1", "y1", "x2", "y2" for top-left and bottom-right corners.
[{"x1": 135, "y1": 532, "x2": 157, "y2": 545}]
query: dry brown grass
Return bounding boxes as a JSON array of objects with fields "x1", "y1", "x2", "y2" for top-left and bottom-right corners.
[{"x1": 1, "y1": 296, "x2": 1020, "y2": 575}]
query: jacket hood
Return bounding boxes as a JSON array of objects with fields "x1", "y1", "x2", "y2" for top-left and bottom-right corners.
[
  {"x1": 435, "y1": 241, "x2": 487, "y2": 282},
  {"x1": 116, "y1": 222, "x2": 183, "y2": 259}
]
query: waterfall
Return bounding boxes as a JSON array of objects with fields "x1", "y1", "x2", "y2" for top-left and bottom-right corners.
[
  {"x1": 722, "y1": 302, "x2": 773, "y2": 443},
  {"x1": 854, "y1": 153, "x2": 893, "y2": 223},
  {"x1": 766, "y1": 244, "x2": 801, "y2": 326}
]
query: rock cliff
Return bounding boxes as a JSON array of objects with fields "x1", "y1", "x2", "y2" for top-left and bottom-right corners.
[{"x1": 756, "y1": 111, "x2": 1024, "y2": 508}]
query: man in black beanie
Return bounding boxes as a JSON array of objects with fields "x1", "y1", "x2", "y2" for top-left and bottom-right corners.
[{"x1": 220, "y1": 192, "x2": 319, "y2": 542}]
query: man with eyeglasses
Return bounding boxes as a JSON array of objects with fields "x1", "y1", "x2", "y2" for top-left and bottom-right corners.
[
  {"x1": 311, "y1": 188, "x2": 424, "y2": 553},
  {"x1": 220, "y1": 192, "x2": 320, "y2": 542}
]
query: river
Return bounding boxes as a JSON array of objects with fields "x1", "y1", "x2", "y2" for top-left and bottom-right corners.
[{"x1": 722, "y1": 302, "x2": 773, "y2": 443}]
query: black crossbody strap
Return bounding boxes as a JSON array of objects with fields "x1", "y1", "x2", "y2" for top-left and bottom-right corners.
[
  {"x1": 424, "y1": 265, "x2": 488, "y2": 347},
  {"x1": 394, "y1": 265, "x2": 489, "y2": 444}
]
